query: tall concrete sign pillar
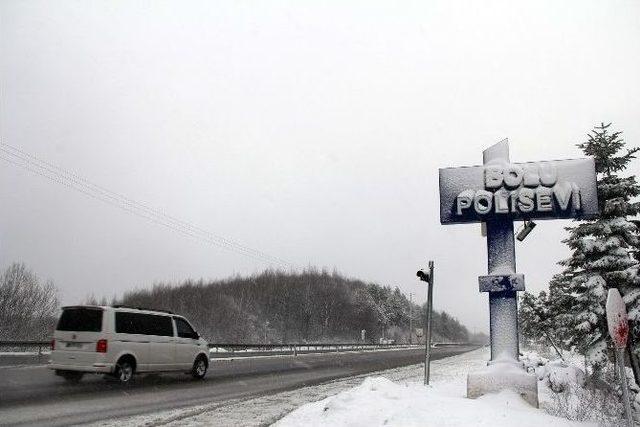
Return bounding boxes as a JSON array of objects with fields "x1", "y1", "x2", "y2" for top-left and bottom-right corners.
[
  {"x1": 482, "y1": 141, "x2": 520, "y2": 362},
  {"x1": 438, "y1": 139, "x2": 599, "y2": 406}
]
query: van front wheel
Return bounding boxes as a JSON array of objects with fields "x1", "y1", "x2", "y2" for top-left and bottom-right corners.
[{"x1": 191, "y1": 356, "x2": 208, "y2": 379}]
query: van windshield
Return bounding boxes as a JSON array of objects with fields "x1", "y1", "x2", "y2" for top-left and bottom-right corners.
[{"x1": 57, "y1": 308, "x2": 103, "y2": 332}]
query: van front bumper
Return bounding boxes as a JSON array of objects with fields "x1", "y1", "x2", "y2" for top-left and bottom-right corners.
[{"x1": 48, "y1": 363, "x2": 114, "y2": 374}]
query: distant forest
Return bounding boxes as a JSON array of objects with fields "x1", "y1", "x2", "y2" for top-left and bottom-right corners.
[{"x1": 120, "y1": 269, "x2": 483, "y2": 344}]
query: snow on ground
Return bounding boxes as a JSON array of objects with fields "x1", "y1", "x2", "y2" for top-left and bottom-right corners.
[
  {"x1": 274, "y1": 377, "x2": 588, "y2": 427},
  {"x1": 522, "y1": 349, "x2": 636, "y2": 425},
  {"x1": 274, "y1": 348, "x2": 593, "y2": 427},
  {"x1": 91, "y1": 347, "x2": 601, "y2": 427}
]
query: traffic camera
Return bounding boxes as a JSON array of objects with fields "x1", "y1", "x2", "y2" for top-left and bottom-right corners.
[{"x1": 416, "y1": 269, "x2": 430, "y2": 282}]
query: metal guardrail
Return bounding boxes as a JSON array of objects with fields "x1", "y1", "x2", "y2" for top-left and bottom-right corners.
[
  {"x1": 0, "y1": 340, "x2": 477, "y2": 366},
  {"x1": 0, "y1": 340, "x2": 475, "y2": 361},
  {"x1": 209, "y1": 342, "x2": 421, "y2": 357},
  {"x1": 0, "y1": 340, "x2": 52, "y2": 355}
]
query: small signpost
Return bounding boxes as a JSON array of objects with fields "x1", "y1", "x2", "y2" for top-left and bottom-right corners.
[
  {"x1": 417, "y1": 261, "x2": 435, "y2": 385},
  {"x1": 439, "y1": 139, "x2": 598, "y2": 406},
  {"x1": 606, "y1": 288, "x2": 633, "y2": 427}
]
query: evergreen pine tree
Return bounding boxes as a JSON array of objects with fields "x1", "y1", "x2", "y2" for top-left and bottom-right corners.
[
  {"x1": 556, "y1": 123, "x2": 640, "y2": 372},
  {"x1": 520, "y1": 289, "x2": 569, "y2": 357},
  {"x1": 519, "y1": 291, "x2": 548, "y2": 346},
  {"x1": 546, "y1": 270, "x2": 575, "y2": 348}
]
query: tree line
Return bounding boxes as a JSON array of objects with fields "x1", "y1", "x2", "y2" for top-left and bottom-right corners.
[
  {"x1": 119, "y1": 268, "x2": 475, "y2": 344},
  {"x1": 0, "y1": 263, "x2": 478, "y2": 344}
]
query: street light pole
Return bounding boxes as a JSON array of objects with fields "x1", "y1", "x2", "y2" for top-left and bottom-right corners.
[
  {"x1": 425, "y1": 261, "x2": 434, "y2": 385},
  {"x1": 417, "y1": 261, "x2": 435, "y2": 385},
  {"x1": 409, "y1": 293, "x2": 413, "y2": 345}
]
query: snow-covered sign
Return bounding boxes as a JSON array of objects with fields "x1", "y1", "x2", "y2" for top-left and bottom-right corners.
[
  {"x1": 606, "y1": 288, "x2": 629, "y2": 349},
  {"x1": 439, "y1": 158, "x2": 598, "y2": 224},
  {"x1": 438, "y1": 140, "x2": 600, "y2": 406}
]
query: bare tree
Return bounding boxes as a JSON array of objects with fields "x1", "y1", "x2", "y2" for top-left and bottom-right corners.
[{"x1": 0, "y1": 263, "x2": 59, "y2": 340}]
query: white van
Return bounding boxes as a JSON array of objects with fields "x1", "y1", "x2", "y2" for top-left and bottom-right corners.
[{"x1": 49, "y1": 305, "x2": 210, "y2": 383}]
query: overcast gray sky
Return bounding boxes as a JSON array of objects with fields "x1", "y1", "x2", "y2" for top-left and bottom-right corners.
[{"x1": 1, "y1": 0, "x2": 640, "y2": 332}]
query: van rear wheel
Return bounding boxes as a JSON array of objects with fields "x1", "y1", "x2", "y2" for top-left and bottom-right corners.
[
  {"x1": 114, "y1": 358, "x2": 135, "y2": 383},
  {"x1": 191, "y1": 355, "x2": 208, "y2": 379}
]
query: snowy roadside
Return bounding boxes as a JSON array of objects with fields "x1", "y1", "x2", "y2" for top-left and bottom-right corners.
[
  {"x1": 274, "y1": 347, "x2": 637, "y2": 426},
  {"x1": 89, "y1": 348, "x2": 488, "y2": 427},
  {"x1": 521, "y1": 349, "x2": 638, "y2": 425},
  {"x1": 274, "y1": 378, "x2": 589, "y2": 427},
  {"x1": 274, "y1": 348, "x2": 595, "y2": 427}
]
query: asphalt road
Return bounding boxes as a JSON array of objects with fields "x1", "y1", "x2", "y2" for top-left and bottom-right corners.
[{"x1": 0, "y1": 346, "x2": 478, "y2": 426}]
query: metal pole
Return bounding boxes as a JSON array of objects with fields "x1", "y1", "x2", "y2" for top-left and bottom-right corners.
[
  {"x1": 627, "y1": 339, "x2": 640, "y2": 389},
  {"x1": 409, "y1": 293, "x2": 413, "y2": 345},
  {"x1": 264, "y1": 321, "x2": 269, "y2": 344},
  {"x1": 617, "y1": 348, "x2": 633, "y2": 427},
  {"x1": 543, "y1": 330, "x2": 564, "y2": 361},
  {"x1": 424, "y1": 261, "x2": 434, "y2": 385}
]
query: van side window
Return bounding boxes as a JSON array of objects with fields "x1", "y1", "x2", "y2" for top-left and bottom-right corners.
[
  {"x1": 115, "y1": 312, "x2": 173, "y2": 336},
  {"x1": 174, "y1": 317, "x2": 198, "y2": 339}
]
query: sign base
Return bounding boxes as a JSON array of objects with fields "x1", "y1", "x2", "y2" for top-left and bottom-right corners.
[{"x1": 467, "y1": 360, "x2": 539, "y2": 407}]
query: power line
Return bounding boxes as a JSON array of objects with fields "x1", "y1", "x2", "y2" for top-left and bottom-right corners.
[
  {"x1": 0, "y1": 150, "x2": 287, "y2": 267},
  {"x1": 0, "y1": 143, "x2": 257, "y2": 257},
  {"x1": 0, "y1": 142, "x2": 295, "y2": 269},
  {"x1": 0, "y1": 146, "x2": 293, "y2": 268}
]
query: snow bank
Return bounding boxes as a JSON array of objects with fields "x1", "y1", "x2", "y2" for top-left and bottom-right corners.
[
  {"x1": 274, "y1": 376, "x2": 592, "y2": 427},
  {"x1": 521, "y1": 350, "x2": 549, "y2": 372},
  {"x1": 536, "y1": 359, "x2": 586, "y2": 393},
  {"x1": 521, "y1": 350, "x2": 633, "y2": 424},
  {"x1": 467, "y1": 358, "x2": 538, "y2": 406}
]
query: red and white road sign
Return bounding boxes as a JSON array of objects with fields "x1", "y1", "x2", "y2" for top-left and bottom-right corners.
[{"x1": 606, "y1": 288, "x2": 629, "y2": 349}]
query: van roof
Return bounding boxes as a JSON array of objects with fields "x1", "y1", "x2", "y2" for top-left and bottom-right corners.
[
  {"x1": 112, "y1": 304, "x2": 174, "y2": 314},
  {"x1": 61, "y1": 305, "x2": 106, "y2": 310},
  {"x1": 61, "y1": 305, "x2": 174, "y2": 315}
]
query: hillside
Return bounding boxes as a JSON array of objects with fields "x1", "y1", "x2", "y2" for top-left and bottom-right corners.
[{"x1": 120, "y1": 269, "x2": 474, "y2": 344}]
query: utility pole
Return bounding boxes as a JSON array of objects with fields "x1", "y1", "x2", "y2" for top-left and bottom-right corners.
[
  {"x1": 409, "y1": 293, "x2": 413, "y2": 345},
  {"x1": 417, "y1": 261, "x2": 435, "y2": 385}
]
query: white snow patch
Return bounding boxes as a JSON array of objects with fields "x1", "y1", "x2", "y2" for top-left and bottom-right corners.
[
  {"x1": 536, "y1": 359, "x2": 586, "y2": 393},
  {"x1": 274, "y1": 376, "x2": 590, "y2": 427}
]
